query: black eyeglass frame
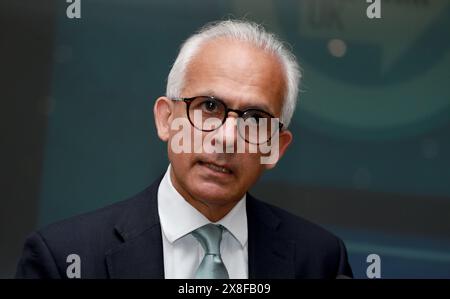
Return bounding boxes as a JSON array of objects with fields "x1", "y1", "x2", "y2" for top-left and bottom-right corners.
[{"x1": 175, "y1": 95, "x2": 284, "y2": 128}]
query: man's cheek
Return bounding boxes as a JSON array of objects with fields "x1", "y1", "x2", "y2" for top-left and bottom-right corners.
[{"x1": 236, "y1": 155, "x2": 261, "y2": 174}]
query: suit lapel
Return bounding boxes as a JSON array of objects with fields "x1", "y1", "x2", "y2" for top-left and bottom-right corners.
[
  {"x1": 247, "y1": 194, "x2": 296, "y2": 279},
  {"x1": 105, "y1": 176, "x2": 165, "y2": 278},
  {"x1": 106, "y1": 224, "x2": 164, "y2": 278}
]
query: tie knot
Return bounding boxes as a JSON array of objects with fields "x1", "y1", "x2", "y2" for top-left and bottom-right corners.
[{"x1": 192, "y1": 224, "x2": 224, "y2": 255}]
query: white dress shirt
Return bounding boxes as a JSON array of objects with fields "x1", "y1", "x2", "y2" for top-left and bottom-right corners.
[{"x1": 157, "y1": 164, "x2": 248, "y2": 279}]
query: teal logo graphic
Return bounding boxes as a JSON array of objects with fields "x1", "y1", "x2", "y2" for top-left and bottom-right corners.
[
  {"x1": 232, "y1": 0, "x2": 450, "y2": 139},
  {"x1": 276, "y1": 0, "x2": 450, "y2": 86}
]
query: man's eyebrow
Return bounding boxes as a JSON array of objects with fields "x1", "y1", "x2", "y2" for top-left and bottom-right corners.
[
  {"x1": 237, "y1": 101, "x2": 275, "y2": 115},
  {"x1": 245, "y1": 103, "x2": 274, "y2": 114},
  {"x1": 198, "y1": 89, "x2": 217, "y2": 97}
]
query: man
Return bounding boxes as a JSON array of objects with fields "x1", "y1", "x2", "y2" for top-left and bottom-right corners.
[{"x1": 16, "y1": 20, "x2": 353, "y2": 279}]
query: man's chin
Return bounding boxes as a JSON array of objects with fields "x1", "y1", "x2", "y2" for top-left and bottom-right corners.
[{"x1": 190, "y1": 184, "x2": 242, "y2": 205}]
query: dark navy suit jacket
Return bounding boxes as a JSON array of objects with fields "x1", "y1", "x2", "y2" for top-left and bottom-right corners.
[{"x1": 15, "y1": 177, "x2": 353, "y2": 278}]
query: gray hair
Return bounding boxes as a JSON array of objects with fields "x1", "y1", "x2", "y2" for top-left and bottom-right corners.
[{"x1": 166, "y1": 19, "x2": 301, "y2": 128}]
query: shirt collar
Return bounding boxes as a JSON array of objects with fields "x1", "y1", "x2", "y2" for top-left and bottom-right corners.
[{"x1": 157, "y1": 164, "x2": 248, "y2": 247}]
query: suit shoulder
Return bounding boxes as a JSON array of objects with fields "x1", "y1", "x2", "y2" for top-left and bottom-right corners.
[
  {"x1": 37, "y1": 185, "x2": 154, "y2": 243},
  {"x1": 18, "y1": 183, "x2": 159, "y2": 278},
  {"x1": 253, "y1": 198, "x2": 342, "y2": 247},
  {"x1": 250, "y1": 197, "x2": 353, "y2": 278}
]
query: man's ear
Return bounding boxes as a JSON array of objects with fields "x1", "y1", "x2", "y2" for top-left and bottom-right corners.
[
  {"x1": 263, "y1": 129, "x2": 293, "y2": 170},
  {"x1": 153, "y1": 97, "x2": 174, "y2": 142}
]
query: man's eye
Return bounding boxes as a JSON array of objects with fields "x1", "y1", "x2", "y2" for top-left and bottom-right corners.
[{"x1": 202, "y1": 100, "x2": 218, "y2": 112}]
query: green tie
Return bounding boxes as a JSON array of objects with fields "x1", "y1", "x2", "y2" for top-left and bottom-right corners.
[{"x1": 192, "y1": 224, "x2": 229, "y2": 279}]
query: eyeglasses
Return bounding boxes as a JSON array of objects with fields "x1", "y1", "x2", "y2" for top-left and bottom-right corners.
[{"x1": 172, "y1": 96, "x2": 284, "y2": 144}]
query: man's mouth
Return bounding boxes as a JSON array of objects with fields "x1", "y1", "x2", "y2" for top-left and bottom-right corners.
[{"x1": 198, "y1": 161, "x2": 232, "y2": 174}]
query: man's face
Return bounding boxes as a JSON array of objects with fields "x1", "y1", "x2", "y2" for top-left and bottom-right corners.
[{"x1": 155, "y1": 38, "x2": 292, "y2": 210}]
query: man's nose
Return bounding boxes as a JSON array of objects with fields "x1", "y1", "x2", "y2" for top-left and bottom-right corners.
[{"x1": 214, "y1": 114, "x2": 238, "y2": 150}]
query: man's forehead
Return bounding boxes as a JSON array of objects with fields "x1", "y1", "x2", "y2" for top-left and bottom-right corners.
[
  {"x1": 183, "y1": 38, "x2": 286, "y2": 114},
  {"x1": 190, "y1": 37, "x2": 277, "y2": 65}
]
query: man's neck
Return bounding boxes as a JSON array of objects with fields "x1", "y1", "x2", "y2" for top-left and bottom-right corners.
[
  {"x1": 169, "y1": 168, "x2": 240, "y2": 222},
  {"x1": 183, "y1": 196, "x2": 239, "y2": 222}
]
